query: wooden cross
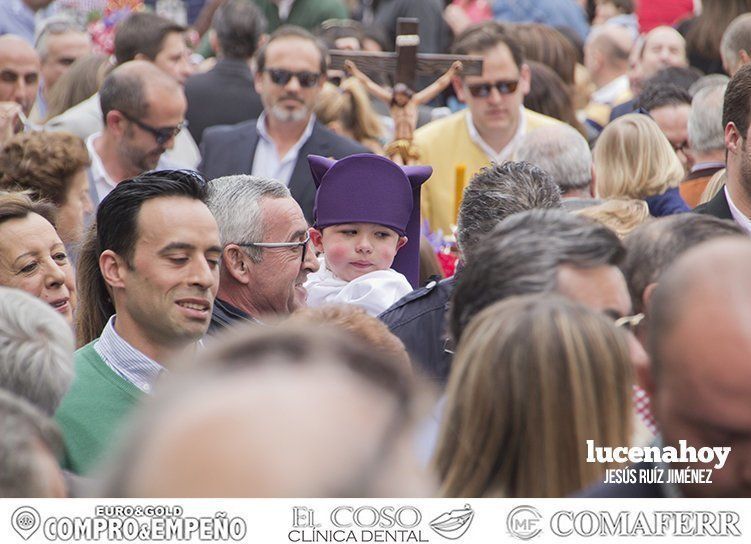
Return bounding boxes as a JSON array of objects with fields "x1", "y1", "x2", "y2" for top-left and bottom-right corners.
[{"x1": 328, "y1": 18, "x2": 483, "y2": 90}]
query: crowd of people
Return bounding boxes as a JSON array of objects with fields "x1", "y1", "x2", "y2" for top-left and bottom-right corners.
[{"x1": 1, "y1": 0, "x2": 751, "y2": 500}]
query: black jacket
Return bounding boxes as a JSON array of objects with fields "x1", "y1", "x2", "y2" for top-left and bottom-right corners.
[
  {"x1": 693, "y1": 185, "x2": 733, "y2": 220},
  {"x1": 379, "y1": 276, "x2": 455, "y2": 384},
  {"x1": 200, "y1": 118, "x2": 368, "y2": 222}
]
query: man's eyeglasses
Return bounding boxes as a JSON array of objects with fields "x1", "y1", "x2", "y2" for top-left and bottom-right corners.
[
  {"x1": 614, "y1": 313, "x2": 645, "y2": 333},
  {"x1": 466, "y1": 79, "x2": 519, "y2": 98},
  {"x1": 265, "y1": 68, "x2": 321, "y2": 88},
  {"x1": 120, "y1": 111, "x2": 186, "y2": 146},
  {"x1": 235, "y1": 233, "x2": 310, "y2": 262}
]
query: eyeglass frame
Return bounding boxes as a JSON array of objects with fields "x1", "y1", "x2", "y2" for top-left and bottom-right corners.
[
  {"x1": 614, "y1": 312, "x2": 645, "y2": 332},
  {"x1": 465, "y1": 79, "x2": 520, "y2": 98},
  {"x1": 119, "y1": 110, "x2": 187, "y2": 146},
  {"x1": 233, "y1": 232, "x2": 310, "y2": 262},
  {"x1": 263, "y1": 68, "x2": 322, "y2": 88}
]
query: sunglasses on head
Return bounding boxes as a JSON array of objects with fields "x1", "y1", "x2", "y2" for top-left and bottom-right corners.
[
  {"x1": 265, "y1": 68, "x2": 321, "y2": 88},
  {"x1": 466, "y1": 79, "x2": 519, "y2": 98}
]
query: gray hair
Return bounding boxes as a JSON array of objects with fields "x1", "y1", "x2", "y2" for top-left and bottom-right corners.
[
  {"x1": 516, "y1": 125, "x2": 593, "y2": 195},
  {"x1": 688, "y1": 83, "x2": 727, "y2": 153},
  {"x1": 0, "y1": 287, "x2": 74, "y2": 416},
  {"x1": 0, "y1": 389, "x2": 63, "y2": 497},
  {"x1": 450, "y1": 209, "x2": 624, "y2": 342},
  {"x1": 207, "y1": 175, "x2": 290, "y2": 262},
  {"x1": 621, "y1": 214, "x2": 743, "y2": 313},
  {"x1": 34, "y1": 15, "x2": 87, "y2": 60},
  {"x1": 456, "y1": 161, "x2": 562, "y2": 256},
  {"x1": 721, "y1": 13, "x2": 751, "y2": 74}
]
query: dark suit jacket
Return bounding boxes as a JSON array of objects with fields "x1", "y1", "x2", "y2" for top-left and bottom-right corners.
[
  {"x1": 694, "y1": 185, "x2": 733, "y2": 220},
  {"x1": 199, "y1": 118, "x2": 369, "y2": 222},
  {"x1": 184, "y1": 58, "x2": 264, "y2": 146}
]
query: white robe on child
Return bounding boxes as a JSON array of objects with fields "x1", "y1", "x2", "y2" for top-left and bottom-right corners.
[{"x1": 304, "y1": 257, "x2": 413, "y2": 316}]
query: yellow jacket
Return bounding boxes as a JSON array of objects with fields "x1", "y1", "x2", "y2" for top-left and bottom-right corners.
[{"x1": 413, "y1": 108, "x2": 561, "y2": 234}]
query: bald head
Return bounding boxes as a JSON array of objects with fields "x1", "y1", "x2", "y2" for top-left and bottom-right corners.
[
  {"x1": 648, "y1": 238, "x2": 751, "y2": 497},
  {"x1": 0, "y1": 35, "x2": 41, "y2": 115},
  {"x1": 585, "y1": 24, "x2": 633, "y2": 86},
  {"x1": 721, "y1": 13, "x2": 751, "y2": 76},
  {"x1": 640, "y1": 26, "x2": 687, "y2": 81},
  {"x1": 100, "y1": 60, "x2": 182, "y2": 120}
]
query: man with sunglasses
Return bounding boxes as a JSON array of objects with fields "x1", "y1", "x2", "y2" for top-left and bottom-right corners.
[
  {"x1": 0, "y1": 34, "x2": 40, "y2": 143},
  {"x1": 85, "y1": 61, "x2": 187, "y2": 207},
  {"x1": 200, "y1": 26, "x2": 367, "y2": 222},
  {"x1": 206, "y1": 174, "x2": 320, "y2": 331},
  {"x1": 413, "y1": 24, "x2": 561, "y2": 235}
]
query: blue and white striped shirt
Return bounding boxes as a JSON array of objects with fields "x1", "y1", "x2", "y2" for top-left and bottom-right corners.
[{"x1": 94, "y1": 315, "x2": 165, "y2": 395}]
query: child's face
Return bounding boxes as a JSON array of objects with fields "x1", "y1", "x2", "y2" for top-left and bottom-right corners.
[{"x1": 310, "y1": 223, "x2": 407, "y2": 281}]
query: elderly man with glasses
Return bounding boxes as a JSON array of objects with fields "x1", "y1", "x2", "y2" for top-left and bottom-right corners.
[
  {"x1": 206, "y1": 174, "x2": 320, "y2": 332},
  {"x1": 413, "y1": 23, "x2": 562, "y2": 235},
  {"x1": 85, "y1": 61, "x2": 188, "y2": 209},
  {"x1": 199, "y1": 25, "x2": 367, "y2": 223}
]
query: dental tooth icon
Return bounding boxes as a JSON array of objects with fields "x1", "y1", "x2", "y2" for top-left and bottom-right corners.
[
  {"x1": 429, "y1": 504, "x2": 475, "y2": 540},
  {"x1": 11, "y1": 507, "x2": 41, "y2": 540}
]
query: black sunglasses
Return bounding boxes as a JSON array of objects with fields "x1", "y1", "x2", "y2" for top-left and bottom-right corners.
[
  {"x1": 466, "y1": 79, "x2": 519, "y2": 98},
  {"x1": 120, "y1": 111, "x2": 186, "y2": 146},
  {"x1": 265, "y1": 68, "x2": 321, "y2": 88}
]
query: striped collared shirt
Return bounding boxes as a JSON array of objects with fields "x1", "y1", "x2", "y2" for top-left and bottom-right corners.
[{"x1": 94, "y1": 315, "x2": 165, "y2": 395}]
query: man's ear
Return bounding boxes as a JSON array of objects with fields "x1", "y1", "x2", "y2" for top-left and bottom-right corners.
[
  {"x1": 105, "y1": 110, "x2": 126, "y2": 134},
  {"x1": 451, "y1": 76, "x2": 466, "y2": 103},
  {"x1": 725, "y1": 121, "x2": 743, "y2": 156},
  {"x1": 519, "y1": 63, "x2": 531, "y2": 96},
  {"x1": 208, "y1": 30, "x2": 220, "y2": 55},
  {"x1": 134, "y1": 52, "x2": 149, "y2": 62},
  {"x1": 740, "y1": 49, "x2": 751, "y2": 68},
  {"x1": 396, "y1": 235, "x2": 408, "y2": 251},
  {"x1": 309, "y1": 227, "x2": 325, "y2": 253},
  {"x1": 223, "y1": 245, "x2": 251, "y2": 285},
  {"x1": 642, "y1": 282, "x2": 658, "y2": 315},
  {"x1": 99, "y1": 249, "x2": 127, "y2": 290}
]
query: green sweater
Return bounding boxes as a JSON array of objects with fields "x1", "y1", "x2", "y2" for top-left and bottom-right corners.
[
  {"x1": 253, "y1": 0, "x2": 348, "y2": 32},
  {"x1": 54, "y1": 342, "x2": 143, "y2": 475}
]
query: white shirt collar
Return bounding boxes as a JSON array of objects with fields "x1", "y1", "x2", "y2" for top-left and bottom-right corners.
[
  {"x1": 465, "y1": 106, "x2": 526, "y2": 163},
  {"x1": 591, "y1": 74, "x2": 630, "y2": 105},
  {"x1": 725, "y1": 185, "x2": 751, "y2": 235},
  {"x1": 85, "y1": 132, "x2": 117, "y2": 198}
]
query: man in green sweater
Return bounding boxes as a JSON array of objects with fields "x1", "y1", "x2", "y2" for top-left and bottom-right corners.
[{"x1": 55, "y1": 170, "x2": 222, "y2": 474}]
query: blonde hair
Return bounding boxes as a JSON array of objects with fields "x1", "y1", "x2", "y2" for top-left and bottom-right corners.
[
  {"x1": 575, "y1": 198, "x2": 651, "y2": 238},
  {"x1": 699, "y1": 168, "x2": 726, "y2": 204},
  {"x1": 593, "y1": 113, "x2": 684, "y2": 200},
  {"x1": 314, "y1": 79, "x2": 384, "y2": 152},
  {"x1": 434, "y1": 294, "x2": 633, "y2": 498}
]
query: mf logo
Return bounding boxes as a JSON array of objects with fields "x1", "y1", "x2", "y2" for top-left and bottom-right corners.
[{"x1": 507, "y1": 506, "x2": 543, "y2": 540}]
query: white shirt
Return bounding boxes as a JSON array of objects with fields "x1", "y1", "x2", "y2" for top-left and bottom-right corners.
[
  {"x1": 725, "y1": 185, "x2": 751, "y2": 235},
  {"x1": 304, "y1": 256, "x2": 413, "y2": 317},
  {"x1": 465, "y1": 107, "x2": 527, "y2": 164},
  {"x1": 251, "y1": 112, "x2": 316, "y2": 186},
  {"x1": 591, "y1": 74, "x2": 630, "y2": 106}
]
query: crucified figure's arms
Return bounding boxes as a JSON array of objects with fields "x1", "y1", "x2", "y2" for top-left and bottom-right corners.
[
  {"x1": 413, "y1": 60, "x2": 463, "y2": 105},
  {"x1": 344, "y1": 59, "x2": 393, "y2": 104}
]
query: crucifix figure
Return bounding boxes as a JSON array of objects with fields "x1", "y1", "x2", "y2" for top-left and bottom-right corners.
[{"x1": 329, "y1": 18, "x2": 483, "y2": 165}]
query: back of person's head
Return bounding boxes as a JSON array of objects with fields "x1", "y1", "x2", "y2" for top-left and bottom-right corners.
[
  {"x1": 509, "y1": 23, "x2": 577, "y2": 84},
  {"x1": 722, "y1": 62, "x2": 751, "y2": 141},
  {"x1": 255, "y1": 25, "x2": 328, "y2": 75},
  {"x1": 721, "y1": 13, "x2": 751, "y2": 75},
  {"x1": 315, "y1": 18, "x2": 366, "y2": 50},
  {"x1": 207, "y1": 174, "x2": 290, "y2": 263},
  {"x1": 436, "y1": 294, "x2": 632, "y2": 497},
  {"x1": 99, "y1": 61, "x2": 178, "y2": 121},
  {"x1": 211, "y1": 0, "x2": 267, "y2": 60},
  {"x1": 688, "y1": 73, "x2": 729, "y2": 96},
  {"x1": 0, "y1": 131, "x2": 89, "y2": 206},
  {"x1": 689, "y1": 83, "x2": 727, "y2": 153},
  {"x1": 686, "y1": 0, "x2": 751, "y2": 64},
  {"x1": 523, "y1": 62, "x2": 584, "y2": 133},
  {"x1": 621, "y1": 214, "x2": 743, "y2": 314},
  {"x1": 0, "y1": 390, "x2": 65, "y2": 497},
  {"x1": 585, "y1": 23, "x2": 632, "y2": 67},
  {"x1": 456, "y1": 161, "x2": 562, "y2": 256},
  {"x1": 34, "y1": 15, "x2": 86, "y2": 60},
  {"x1": 44, "y1": 53, "x2": 111, "y2": 121},
  {"x1": 575, "y1": 197, "x2": 650, "y2": 239},
  {"x1": 98, "y1": 323, "x2": 434, "y2": 497},
  {"x1": 593, "y1": 113, "x2": 684, "y2": 199},
  {"x1": 516, "y1": 124, "x2": 592, "y2": 196},
  {"x1": 451, "y1": 209, "x2": 623, "y2": 342},
  {"x1": 0, "y1": 287, "x2": 74, "y2": 416},
  {"x1": 637, "y1": 82, "x2": 691, "y2": 112},
  {"x1": 287, "y1": 305, "x2": 411, "y2": 372},
  {"x1": 451, "y1": 22, "x2": 522, "y2": 67},
  {"x1": 114, "y1": 12, "x2": 185, "y2": 65},
  {"x1": 76, "y1": 170, "x2": 208, "y2": 346},
  {"x1": 314, "y1": 79, "x2": 384, "y2": 146}
]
